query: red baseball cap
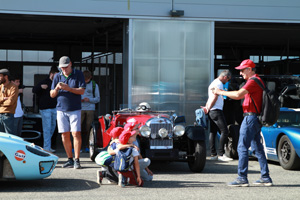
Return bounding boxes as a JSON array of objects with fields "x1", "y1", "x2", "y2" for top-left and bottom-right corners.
[
  {"x1": 235, "y1": 59, "x2": 256, "y2": 70},
  {"x1": 110, "y1": 127, "x2": 124, "y2": 139},
  {"x1": 124, "y1": 121, "x2": 140, "y2": 131},
  {"x1": 119, "y1": 130, "x2": 137, "y2": 145}
]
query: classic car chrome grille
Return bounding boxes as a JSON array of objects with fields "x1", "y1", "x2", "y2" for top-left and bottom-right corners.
[
  {"x1": 150, "y1": 139, "x2": 173, "y2": 149},
  {"x1": 150, "y1": 123, "x2": 173, "y2": 138}
]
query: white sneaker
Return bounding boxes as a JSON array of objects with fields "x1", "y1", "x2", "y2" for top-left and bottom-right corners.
[
  {"x1": 96, "y1": 170, "x2": 102, "y2": 185},
  {"x1": 210, "y1": 155, "x2": 218, "y2": 160},
  {"x1": 106, "y1": 180, "x2": 117, "y2": 185},
  {"x1": 218, "y1": 154, "x2": 233, "y2": 161},
  {"x1": 118, "y1": 173, "x2": 123, "y2": 187}
]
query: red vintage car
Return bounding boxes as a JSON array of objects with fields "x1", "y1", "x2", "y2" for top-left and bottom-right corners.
[{"x1": 89, "y1": 103, "x2": 206, "y2": 172}]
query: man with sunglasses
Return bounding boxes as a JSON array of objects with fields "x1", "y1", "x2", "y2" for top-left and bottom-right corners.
[
  {"x1": 202, "y1": 70, "x2": 232, "y2": 162},
  {"x1": 213, "y1": 59, "x2": 272, "y2": 187}
]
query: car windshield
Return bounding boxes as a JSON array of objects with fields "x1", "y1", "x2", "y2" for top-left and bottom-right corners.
[{"x1": 277, "y1": 111, "x2": 300, "y2": 127}]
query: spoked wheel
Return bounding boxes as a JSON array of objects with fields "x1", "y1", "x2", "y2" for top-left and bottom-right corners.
[
  {"x1": 187, "y1": 139, "x2": 206, "y2": 173},
  {"x1": 89, "y1": 126, "x2": 98, "y2": 161},
  {"x1": 278, "y1": 135, "x2": 300, "y2": 170}
]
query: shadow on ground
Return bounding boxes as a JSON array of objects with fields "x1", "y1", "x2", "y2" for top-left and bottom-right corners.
[{"x1": 0, "y1": 178, "x2": 99, "y2": 192}]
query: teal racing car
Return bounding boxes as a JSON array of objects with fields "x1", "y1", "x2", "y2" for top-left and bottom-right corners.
[{"x1": 0, "y1": 132, "x2": 58, "y2": 180}]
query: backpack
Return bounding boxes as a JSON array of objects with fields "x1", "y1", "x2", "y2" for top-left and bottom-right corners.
[
  {"x1": 95, "y1": 151, "x2": 114, "y2": 166},
  {"x1": 249, "y1": 77, "x2": 280, "y2": 127},
  {"x1": 91, "y1": 80, "x2": 96, "y2": 97},
  {"x1": 113, "y1": 147, "x2": 133, "y2": 172}
]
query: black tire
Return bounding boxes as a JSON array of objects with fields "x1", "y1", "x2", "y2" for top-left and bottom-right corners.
[
  {"x1": 89, "y1": 126, "x2": 98, "y2": 162},
  {"x1": 188, "y1": 140, "x2": 206, "y2": 173},
  {"x1": 225, "y1": 124, "x2": 240, "y2": 159},
  {"x1": 225, "y1": 137, "x2": 238, "y2": 159},
  {"x1": 277, "y1": 135, "x2": 300, "y2": 170}
]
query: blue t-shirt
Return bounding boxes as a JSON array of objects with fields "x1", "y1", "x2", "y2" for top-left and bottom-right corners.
[{"x1": 51, "y1": 69, "x2": 86, "y2": 111}]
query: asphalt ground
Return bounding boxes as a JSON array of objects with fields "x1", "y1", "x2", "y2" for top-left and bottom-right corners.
[{"x1": 1, "y1": 137, "x2": 300, "y2": 200}]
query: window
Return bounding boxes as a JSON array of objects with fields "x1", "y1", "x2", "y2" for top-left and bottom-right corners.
[
  {"x1": 23, "y1": 50, "x2": 53, "y2": 62},
  {"x1": 132, "y1": 19, "x2": 212, "y2": 124},
  {"x1": 0, "y1": 50, "x2": 6, "y2": 61},
  {"x1": 0, "y1": 49, "x2": 53, "y2": 62},
  {"x1": 250, "y1": 55, "x2": 300, "y2": 63},
  {"x1": 82, "y1": 52, "x2": 122, "y2": 64}
]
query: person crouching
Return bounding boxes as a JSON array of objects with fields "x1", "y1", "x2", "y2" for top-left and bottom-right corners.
[{"x1": 116, "y1": 130, "x2": 143, "y2": 187}]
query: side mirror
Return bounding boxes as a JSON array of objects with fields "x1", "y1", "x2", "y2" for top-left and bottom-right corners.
[{"x1": 272, "y1": 123, "x2": 278, "y2": 128}]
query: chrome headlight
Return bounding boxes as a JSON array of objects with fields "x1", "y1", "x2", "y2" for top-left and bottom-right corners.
[
  {"x1": 139, "y1": 125, "x2": 151, "y2": 137},
  {"x1": 158, "y1": 128, "x2": 168, "y2": 138},
  {"x1": 173, "y1": 125, "x2": 185, "y2": 137}
]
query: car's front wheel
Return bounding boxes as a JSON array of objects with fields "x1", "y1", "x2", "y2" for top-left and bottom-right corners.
[
  {"x1": 277, "y1": 135, "x2": 300, "y2": 170},
  {"x1": 187, "y1": 140, "x2": 206, "y2": 172},
  {"x1": 89, "y1": 122, "x2": 100, "y2": 161}
]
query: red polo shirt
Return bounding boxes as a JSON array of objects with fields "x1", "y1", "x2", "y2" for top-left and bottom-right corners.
[{"x1": 242, "y1": 74, "x2": 264, "y2": 113}]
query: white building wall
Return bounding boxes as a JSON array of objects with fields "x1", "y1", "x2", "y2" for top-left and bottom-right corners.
[
  {"x1": 1, "y1": 0, "x2": 300, "y2": 22},
  {"x1": 177, "y1": 0, "x2": 300, "y2": 22}
]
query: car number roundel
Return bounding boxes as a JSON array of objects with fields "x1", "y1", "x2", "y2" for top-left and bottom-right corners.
[{"x1": 15, "y1": 150, "x2": 26, "y2": 161}]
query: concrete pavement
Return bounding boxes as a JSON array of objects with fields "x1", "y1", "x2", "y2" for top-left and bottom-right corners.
[{"x1": 1, "y1": 139, "x2": 300, "y2": 200}]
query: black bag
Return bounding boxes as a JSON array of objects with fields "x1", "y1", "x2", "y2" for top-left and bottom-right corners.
[{"x1": 250, "y1": 77, "x2": 280, "y2": 126}]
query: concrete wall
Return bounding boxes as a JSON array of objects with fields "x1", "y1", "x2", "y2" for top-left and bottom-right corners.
[{"x1": 1, "y1": 0, "x2": 300, "y2": 22}]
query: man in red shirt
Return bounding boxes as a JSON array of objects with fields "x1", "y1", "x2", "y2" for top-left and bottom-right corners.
[{"x1": 213, "y1": 59, "x2": 273, "y2": 187}]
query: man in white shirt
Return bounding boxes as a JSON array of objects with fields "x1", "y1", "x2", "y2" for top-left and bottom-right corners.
[
  {"x1": 11, "y1": 77, "x2": 24, "y2": 136},
  {"x1": 202, "y1": 70, "x2": 232, "y2": 161}
]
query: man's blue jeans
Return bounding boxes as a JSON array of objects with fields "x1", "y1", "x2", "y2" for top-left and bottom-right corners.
[
  {"x1": 13, "y1": 116, "x2": 23, "y2": 136},
  {"x1": 0, "y1": 113, "x2": 14, "y2": 134},
  {"x1": 238, "y1": 115, "x2": 270, "y2": 180},
  {"x1": 40, "y1": 108, "x2": 57, "y2": 150}
]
